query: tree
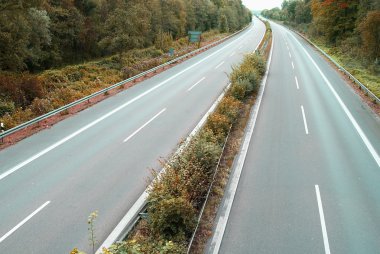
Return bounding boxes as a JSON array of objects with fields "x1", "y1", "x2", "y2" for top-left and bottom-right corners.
[
  {"x1": 25, "y1": 8, "x2": 52, "y2": 70},
  {"x1": 99, "y1": 3, "x2": 151, "y2": 60},
  {"x1": 358, "y1": 10, "x2": 380, "y2": 61},
  {"x1": 311, "y1": 0, "x2": 359, "y2": 44},
  {"x1": 295, "y1": 1, "x2": 312, "y2": 24}
]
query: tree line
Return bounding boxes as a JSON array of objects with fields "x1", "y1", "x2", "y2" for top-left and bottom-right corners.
[
  {"x1": 0, "y1": 0, "x2": 252, "y2": 73},
  {"x1": 262, "y1": 0, "x2": 379, "y2": 64}
]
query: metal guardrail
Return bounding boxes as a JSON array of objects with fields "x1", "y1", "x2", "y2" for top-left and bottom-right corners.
[
  {"x1": 290, "y1": 29, "x2": 380, "y2": 104},
  {"x1": 186, "y1": 125, "x2": 231, "y2": 254},
  {"x1": 0, "y1": 26, "x2": 249, "y2": 141}
]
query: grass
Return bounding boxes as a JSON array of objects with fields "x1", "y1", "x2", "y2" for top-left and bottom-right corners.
[{"x1": 316, "y1": 43, "x2": 380, "y2": 98}]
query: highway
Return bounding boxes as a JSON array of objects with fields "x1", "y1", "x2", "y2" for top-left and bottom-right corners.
[
  {"x1": 207, "y1": 21, "x2": 380, "y2": 254},
  {"x1": 0, "y1": 18, "x2": 266, "y2": 253}
]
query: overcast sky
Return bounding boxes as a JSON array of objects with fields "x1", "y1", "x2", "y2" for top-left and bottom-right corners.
[{"x1": 242, "y1": 0, "x2": 283, "y2": 10}]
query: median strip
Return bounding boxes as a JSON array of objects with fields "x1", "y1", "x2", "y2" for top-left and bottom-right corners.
[{"x1": 94, "y1": 24, "x2": 270, "y2": 254}]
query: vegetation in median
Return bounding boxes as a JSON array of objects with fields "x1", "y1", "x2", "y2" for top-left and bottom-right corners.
[
  {"x1": 92, "y1": 54, "x2": 267, "y2": 254},
  {"x1": 262, "y1": 0, "x2": 380, "y2": 99}
]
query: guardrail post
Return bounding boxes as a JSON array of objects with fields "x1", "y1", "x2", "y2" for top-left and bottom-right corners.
[{"x1": 1, "y1": 122, "x2": 5, "y2": 143}]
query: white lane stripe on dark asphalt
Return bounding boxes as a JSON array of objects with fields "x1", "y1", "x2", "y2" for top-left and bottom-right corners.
[
  {"x1": 187, "y1": 77, "x2": 206, "y2": 92},
  {"x1": 215, "y1": 61, "x2": 225, "y2": 69},
  {"x1": 295, "y1": 76, "x2": 300, "y2": 90},
  {"x1": 289, "y1": 52, "x2": 292, "y2": 58},
  {"x1": 123, "y1": 108, "x2": 166, "y2": 143},
  {"x1": 0, "y1": 201, "x2": 50, "y2": 244},
  {"x1": 288, "y1": 32, "x2": 380, "y2": 167},
  {"x1": 0, "y1": 28, "x2": 249, "y2": 181},
  {"x1": 301, "y1": 105, "x2": 309, "y2": 135},
  {"x1": 315, "y1": 185, "x2": 331, "y2": 254},
  {"x1": 292, "y1": 61, "x2": 295, "y2": 69}
]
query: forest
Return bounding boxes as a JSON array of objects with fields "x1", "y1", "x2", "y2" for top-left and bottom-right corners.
[
  {"x1": 262, "y1": 0, "x2": 379, "y2": 96},
  {"x1": 0, "y1": 0, "x2": 251, "y2": 129},
  {"x1": 0, "y1": 0, "x2": 251, "y2": 72}
]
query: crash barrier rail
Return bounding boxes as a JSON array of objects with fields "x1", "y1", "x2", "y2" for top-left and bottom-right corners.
[{"x1": 0, "y1": 24, "x2": 251, "y2": 141}]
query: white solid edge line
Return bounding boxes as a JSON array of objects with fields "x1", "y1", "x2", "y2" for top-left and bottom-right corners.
[
  {"x1": 96, "y1": 22, "x2": 267, "y2": 254},
  {"x1": 187, "y1": 77, "x2": 206, "y2": 92},
  {"x1": 301, "y1": 105, "x2": 309, "y2": 135},
  {"x1": 215, "y1": 61, "x2": 225, "y2": 70},
  {"x1": 123, "y1": 108, "x2": 166, "y2": 143},
  {"x1": 315, "y1": 185, "x2": 331, "y2": 254},
  {"x1": 0, "y1": 201, "x2": 50, "y2": 244},
  {"x1": 288, "y1": 32, "x2": 380, "y2": 167},
  {"x1": 295, "y1": 76, "x2": 300, "y2": 90},
  {"x1": 0, "y1": 27, "x2": 251, "y2": 182},
  {"x1": 210, "y1": 34, "x2": 274, "y2": 254}
]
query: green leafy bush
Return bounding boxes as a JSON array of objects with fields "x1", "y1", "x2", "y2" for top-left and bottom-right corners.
[
  {"x1": 0, "y1": 100, "x2": 15, "y2": 117},
  {"x1": 229, "y1": 82, "x2": 246, "y2": 101},
  {"x1": 148, "y1": 196, "x2": 196, "y2": 240}
]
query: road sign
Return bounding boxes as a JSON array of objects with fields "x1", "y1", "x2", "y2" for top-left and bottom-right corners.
[
  {"x1": 169, "y1": 48, "x2": 174, "y2": 57},
  {"x1": 188, "y1": 31, "x2": 202, "y2": 43}
]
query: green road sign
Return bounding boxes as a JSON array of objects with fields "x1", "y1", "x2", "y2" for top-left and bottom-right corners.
[{"x1": 188, "y1": 31, "x2": 202, "y2": 43}]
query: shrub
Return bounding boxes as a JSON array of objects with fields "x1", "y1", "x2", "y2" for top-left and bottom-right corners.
[
  {"x1": 186, "y1": 130, "x2": 223, "y2": 175},
  {"x1": 229, "y1": 82, "x2": 246, "y2": 101},
  {"x1": 148, "y1": 196, "x2": 196, "y2": 240},
  {"x1": 30, "y1": 98, "x2": 54, "y2": 115},
  {"x1": 155, "y1": 30, "x2": 174, "y2": 52},
  {"x1": 205, "y1": 113, "x2": 231, "y2": 138},
  {"x1": 217, "y1": 96, "x2": 242, "y2": 122},
  {"x1": 49, "y1": 88, "x2": 83, "y2": 108},
  {"x1": 0, "y1": 100, "x2": 15, "y2": 117},
  {"x1": 105, "y1": 239, "x2": 186, "y2": 254},
  {"x1": 0, "y1": 108, "x2": 34, "y2": 129}
]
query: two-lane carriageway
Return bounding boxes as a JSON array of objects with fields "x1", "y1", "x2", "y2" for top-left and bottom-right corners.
[
  {"x1": 0, "y1": 17, "x2": 266, "y2": 253},
  {"x1": 208, "y1": 21, "x2": 380, "y2": 254}
]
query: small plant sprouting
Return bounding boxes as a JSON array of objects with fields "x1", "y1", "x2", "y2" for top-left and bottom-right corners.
[{"x1": 88, "y1": 210, "x2": 98, "y2": 254}]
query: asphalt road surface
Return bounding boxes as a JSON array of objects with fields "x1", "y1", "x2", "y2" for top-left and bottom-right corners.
[
  {"x1": 207, "y1": 21, "x2": 380, "y2": 254},
  {"x1": 0, "y1": 18, "x2": 266, "y2": 253}
]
